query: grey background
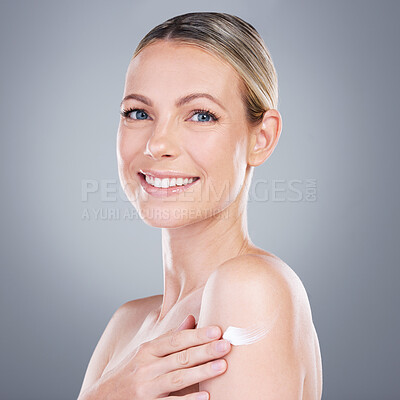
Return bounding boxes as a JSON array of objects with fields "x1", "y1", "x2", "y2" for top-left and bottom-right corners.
[{"x1": 0, "y1": 0, "x2": 399, "y2": 399}]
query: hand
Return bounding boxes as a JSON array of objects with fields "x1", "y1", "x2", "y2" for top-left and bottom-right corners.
[{"x1": 80, "y1": 314, "x2": 231, "y2": 400}]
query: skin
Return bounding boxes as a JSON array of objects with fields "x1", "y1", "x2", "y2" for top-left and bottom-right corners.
[
  {"x1": 78, "y1": 40, "x2": 322, "y2": 399},
  {"x1": 117, "y1": 40, "x2": 281, "y2": 313}
]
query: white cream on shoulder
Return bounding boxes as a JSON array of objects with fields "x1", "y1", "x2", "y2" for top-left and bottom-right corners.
[
  {"x1": 222, "y1": 324, "x2": 270, "y2": 345},
  {"x1": 221, "y1": 306, "x2": 280, "y2": 346}
]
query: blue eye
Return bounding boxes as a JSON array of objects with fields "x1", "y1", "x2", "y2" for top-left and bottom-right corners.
[
  {"x1": 190, "y1": 109, "x2": 219, "y2": 122},
  {"x1": 120, "y1": 108, "x2": 149, "y2": 120}
]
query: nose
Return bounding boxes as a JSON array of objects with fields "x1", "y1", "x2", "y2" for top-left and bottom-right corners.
[{"x1": 144, "y1": 117, "x2": 179, "y2": 160}]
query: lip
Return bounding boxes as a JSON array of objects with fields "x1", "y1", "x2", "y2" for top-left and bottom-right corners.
[{"x1": 138, "y1": 172, "x2": 200, "y2": 198}]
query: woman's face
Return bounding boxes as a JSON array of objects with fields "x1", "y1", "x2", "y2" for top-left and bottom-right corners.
[{"x1": 117, "y1": 40, "x2": 252, "y2": 227}]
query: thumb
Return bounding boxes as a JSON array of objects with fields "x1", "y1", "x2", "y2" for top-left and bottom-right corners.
[{"x1": 176, "y1": 314, "x2": 196, "y2": 331}]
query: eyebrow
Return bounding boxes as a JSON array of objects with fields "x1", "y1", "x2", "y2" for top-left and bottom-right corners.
[{"x1": 120, "y1": 92, "x2": 226, "y2": 111}]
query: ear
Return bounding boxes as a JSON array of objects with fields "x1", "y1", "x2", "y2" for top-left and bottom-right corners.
[{"x1": 247, "y1": 109, "x2": 282, "y2": 167}]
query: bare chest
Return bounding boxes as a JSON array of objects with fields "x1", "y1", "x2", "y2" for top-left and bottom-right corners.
[{"x1": 102, "y1": 299, "x2": 202, "y2": 396}]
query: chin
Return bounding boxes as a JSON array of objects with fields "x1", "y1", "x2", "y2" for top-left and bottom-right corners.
[
  {"x1": 142, "y1": 218, "x2": 193, "y2": 229},
  {"x1": 137, "y1": 205, "x2": 221, "y2": 228},
  {"x1": 139, "y1": 214, "x2": 197, "y2": 229}
]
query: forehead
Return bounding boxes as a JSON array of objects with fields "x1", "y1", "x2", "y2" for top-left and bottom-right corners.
[{"x1": 124, "y1": 41, "x2": 243, "y2": 103}]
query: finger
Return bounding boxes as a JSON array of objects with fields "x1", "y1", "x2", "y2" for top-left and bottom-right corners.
[
  {"x1": 151, "y1": 338, "x2": 231, "y2": 376},
  {"x1": 158, "y1": 315, "x2": 195, "y2": 342},
  {"x1": 176, "y1": 314, "x2": 196, "y2": 331},
  {"x1": 159, "y1": 392, "x2": 209, "y2": 400},
  {"x1": 149, "y1": 325, "x2": 223, "y2": 357},
  {"x1": 153, "y1": 358, "x2": 227, "y2": 395}
]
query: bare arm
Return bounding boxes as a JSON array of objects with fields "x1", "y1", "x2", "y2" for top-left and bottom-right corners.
[{"x1": 197, "y1": 254, "x2": 315, "y2": 399}]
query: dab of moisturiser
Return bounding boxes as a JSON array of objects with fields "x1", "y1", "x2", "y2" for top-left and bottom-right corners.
[
  {"x1": 222, "y1": 306, "x2": 280, "y2": 346},
  {"x1": 222, "y1": 324, "x2": 271, "y2": 345}
]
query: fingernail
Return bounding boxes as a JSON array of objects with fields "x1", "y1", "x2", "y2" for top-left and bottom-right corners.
[
  {"x1": 177, "y1": 315, "x2": 189, "y2": 329},
  {"x1": 207, "y1": 326, "x2": 220, "y2": 338},
  {"x1": 211, "y1": 359, "x2": 226, "y2": 371},
  {"x1": 197, "y1": 392, "x2": 209, "y2": 400}
]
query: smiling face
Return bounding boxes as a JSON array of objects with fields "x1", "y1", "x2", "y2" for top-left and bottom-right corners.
[{"x1": 117, "y1": 40, "x2": 253, "y2": 227}]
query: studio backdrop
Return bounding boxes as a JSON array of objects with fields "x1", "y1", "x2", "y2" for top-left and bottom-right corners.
[{"x1": 0, "y1": 1, "x2": 399, "y2": 399}]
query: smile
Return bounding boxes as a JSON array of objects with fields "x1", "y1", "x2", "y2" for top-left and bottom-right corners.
[
  {"x1": 145, "y1": 174, "x2": 199, "y2": 188},
  {"x1": 138, "y1": 172, "x2": 200, "y2": 197}
]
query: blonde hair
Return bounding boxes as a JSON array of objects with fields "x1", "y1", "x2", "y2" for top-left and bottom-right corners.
[{"x1": 132, "y1": 12, "x2": 278, "y2": 125}]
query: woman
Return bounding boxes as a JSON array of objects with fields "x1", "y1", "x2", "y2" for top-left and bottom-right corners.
[{"x1": 78, "y1": 12, "x2": 322, "y2": 400}]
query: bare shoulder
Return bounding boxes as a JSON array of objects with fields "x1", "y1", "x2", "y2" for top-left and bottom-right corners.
[
  {"x1": 200, "y1": 251, "x2": 312, "y2": 324},
  {"x1": 216, "y1": 251, "x2": 315, "y2": 333},
  {"x1": 198, "y1": 252, "x2": 322, "y2": 400},
  {"x1": 205, "y1": 251, "x2": 312, "y2": 318},
  {"x1": 111, "y1": 294, "x2": 163, "y2": 346},
  {"x1": 197, "y1": 252, "x2": 322, "y2": 398},
  {"x1": 78, "y1": 294, "x2": 162, "y2": 398}
]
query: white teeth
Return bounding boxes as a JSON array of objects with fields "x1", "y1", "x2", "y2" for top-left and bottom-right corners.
[
  {"x1": 154, "y1": 177, "x2": 162, "y2": 188},
  {"x1": 144, "y1": 174, "x2": 197, "y2": 188}
]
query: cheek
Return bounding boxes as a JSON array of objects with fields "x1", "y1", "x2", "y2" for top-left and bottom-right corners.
[
  {"x1": 186, "y1": 133, "x2": 247, "y2": 201},
  {"x1": 117, "y1": 127, "x2": 143, "y2": 172}
]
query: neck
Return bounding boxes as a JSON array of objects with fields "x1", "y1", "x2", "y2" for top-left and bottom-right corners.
[{"x1": 157, "y1": 194, "x2": 254, "y2": 322}]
